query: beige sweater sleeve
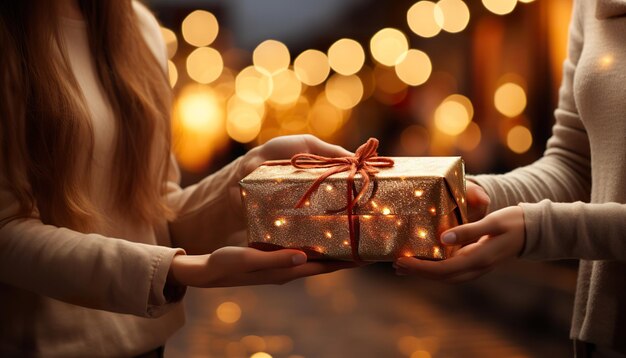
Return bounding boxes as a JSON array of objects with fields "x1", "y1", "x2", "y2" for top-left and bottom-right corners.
[
  {"x1": 470, "y1": 1, "x2": 626, "y2": 260},
  {"x1": 0, "y1": 183, "x2": 184, "y2": 318},
  {"x1": 165, "y1": 156, "x2": 249, "y2": 255}
]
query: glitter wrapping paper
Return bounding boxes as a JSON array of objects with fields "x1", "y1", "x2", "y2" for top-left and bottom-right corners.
[{"x1": 239, "y1": 157, "x2": 467, "y2": 261}]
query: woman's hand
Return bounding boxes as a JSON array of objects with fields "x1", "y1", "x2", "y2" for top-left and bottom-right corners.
[
  {"x1": 168, "y1": 247, "x2": 354, "y2": 288},
  {"x1": 241, "y1": 134, "x2": 352, "y2": 176},
  {"x1": 466, "y1": 180, "x2": 490, "y2": 222},
  {"x1": 394, "y1": 206, "x2": 525, "y2": 283}
]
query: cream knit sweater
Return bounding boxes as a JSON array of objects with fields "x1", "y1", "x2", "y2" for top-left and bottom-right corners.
[
  {"x1": 0, "y1": 3, "x2": 247, "y2": 356},
  {"x1": 472, "y1": 0, "x2": 626, "y2": 352}
]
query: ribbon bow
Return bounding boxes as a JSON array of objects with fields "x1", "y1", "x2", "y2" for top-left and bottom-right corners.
[{"x1": 266, "y1": 138, "x2": 394, "y2": 261}]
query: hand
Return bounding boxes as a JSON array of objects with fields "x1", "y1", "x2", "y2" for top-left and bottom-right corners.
[
  {"x1": 242, "y1": 134, "x2": 352, "y2": 176},
  {"x1": 168, "y1": 247, "x2": 354, "y2": 288},
  {"x1": 466, "y1": 180, "x2": 490, "y2": 222},
  {"x1": 394, "y1": 206, "x2": 525, "y2": 283}
]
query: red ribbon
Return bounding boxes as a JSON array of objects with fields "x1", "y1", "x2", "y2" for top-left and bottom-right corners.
[{"x1": 265, "y1": 138, "x2": 394, "y2": 261}]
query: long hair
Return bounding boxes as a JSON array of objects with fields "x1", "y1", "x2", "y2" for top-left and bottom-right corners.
[{"x1": 0, "y1": 1, "x2": 173, "y2": 231}]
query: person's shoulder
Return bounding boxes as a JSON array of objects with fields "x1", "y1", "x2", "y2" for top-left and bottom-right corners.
[{"x1": 132, "y1": 1, "x2": 167, "y2": 69}]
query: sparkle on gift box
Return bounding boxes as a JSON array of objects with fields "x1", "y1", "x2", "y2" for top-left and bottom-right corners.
[
  {"x1": 304, "y1": 200, "x2": 310, "y2": 206},
  {"x1": 241, "y1": 190, "x2": 247, "y2": 197},
  {"x1": 396, "y1": 220, "x2": 403, "y2": 226},
  {"x1": 433, "y1": 246, "x2": 442, "y2": 258},
  {"x1": 325, "y1": 184, "x2": 333, "y2": 191},
  {"x1": 417, "y1": 229, "x2": 427, "y2": 239},
  {"x1": 274, "y1": 218, "x2": 286, "y2": 227},
  {"x1": 265, "y1": 234, "x2": 271, "y2": 240},
  {"x1": 429, "y1": 207, "x2": 437, "y2": 215},
  {"x1": 382, "y1": 207, "x2": 391, "y2": 215},
  {"x1": 324, "y1": 231, "x2": 333, "y2": 239},
  {"x1": 371, "y1": 200, "x2": 379, "y2": 208},
  {"x1": 414, "y1": 189, "x2": 424, "y2": 197},
  {"x1": 343, "y1": 240, "x2": 350, "y2": 246},
  {"x1": 363, "y1": 215, "x2": 372, "y2": 220}
]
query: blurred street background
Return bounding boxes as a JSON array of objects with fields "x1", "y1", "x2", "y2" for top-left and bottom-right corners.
[{"x1": 146, "y1": 0, "x2": 579, "y2": 356}]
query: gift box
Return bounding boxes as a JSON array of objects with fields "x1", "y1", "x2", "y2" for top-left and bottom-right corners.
[{"x1": 239, "y1": 140, "x2": 467, "y2": 262}]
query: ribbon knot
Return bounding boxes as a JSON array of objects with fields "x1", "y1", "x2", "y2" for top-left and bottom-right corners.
[{"x1": 266, "y1": 138, "x2": 394, "y2": 261}]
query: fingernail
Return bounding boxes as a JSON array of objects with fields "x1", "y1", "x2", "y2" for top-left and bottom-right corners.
[
  {"x1": 441, "y1": 232, "x2": 457, "y2": 245},
  {"x1": 292, "y1": 254, "x2": 306, "y2": 265}
]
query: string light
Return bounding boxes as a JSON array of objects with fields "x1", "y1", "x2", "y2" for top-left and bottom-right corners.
[
  {"x1": 186, "y1": 47, "x2": 223, "y2": 84},
  {"x1": 328, "y1": 38, "x2": 365, "y2": 76},
  {"x1": 294, "y1": 49, "x2": 331, "y2": 86},
  {"x1": 253, "y1": 40, "x2": 290, "y2": 75},
  {"x1": 181, "y1": 10, "x2": 219, "y2": 47},
  {"x1": 370, "y1": 28, "x2": 409, "y2": 67},
  {"x1": 506, "y1": 125, "x2": 533, "y2": 153},
  {"x1": 482, "y1": 0, "x2": 517, "y2": 15},
  {"x1": 395, "y1": 49, "x2": 432, "y2": 86},
  {"x1": 494, "y1": 82, "x2": 527, "y2": 117},
  {"x1": 407, "y1": 1, "x2": 443, "y2": 38}
]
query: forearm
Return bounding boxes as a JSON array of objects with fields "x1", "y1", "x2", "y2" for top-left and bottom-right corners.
[{"x1": 0, "y1": 218, "x2": 183, "y2": 317}]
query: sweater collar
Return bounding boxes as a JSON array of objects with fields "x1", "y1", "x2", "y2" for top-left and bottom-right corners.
[{"x1": 597, "y1": 0, "x2": 626, "y2": 18}]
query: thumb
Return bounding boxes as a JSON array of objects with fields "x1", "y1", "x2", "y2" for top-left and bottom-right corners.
[
  {"x1": 303, "y1": 135, "x2": 352, "y2": 157},
  {"x1": 243, "y1": 248, "x2": 308, "y2": 271},
  {"x1": 440, "y1": 219, "x2": 493, "y2": 246}
]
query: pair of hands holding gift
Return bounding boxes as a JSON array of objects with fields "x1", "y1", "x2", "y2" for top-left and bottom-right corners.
[
  {"x1": 393, "y1": 182, "x2": 526, "y2": 283},
  {"x1": 168, "y1": 135, "x2": 355, "y2": 289},
  {"x1": 169, "y1": 134, "x2": 527, "y2": 290}
]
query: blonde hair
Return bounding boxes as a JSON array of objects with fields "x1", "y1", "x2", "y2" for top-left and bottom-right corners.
[{"x1": 0, "y1": 0, "x2": 173, "y2": 231}]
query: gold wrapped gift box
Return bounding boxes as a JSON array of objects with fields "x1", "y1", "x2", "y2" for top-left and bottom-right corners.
[{"x1": 239, "y1": 157, "x2": 467, "y2": 261}]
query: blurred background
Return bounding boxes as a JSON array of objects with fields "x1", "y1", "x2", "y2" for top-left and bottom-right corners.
[{"x1": 146, "y1": 0, "x2": 578, "y2": 356}]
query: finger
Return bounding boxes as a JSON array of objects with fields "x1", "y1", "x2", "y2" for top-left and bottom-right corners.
[
  {"x1": 466, "y1": 181, "x2": 490, "y2": 222},
  {"x1": 394, "y1": 254, "x2": 484, "y2": 280},
  {"x1": 235, "y1": 248, "x2": 309, "y2": 271},
  {"x1": 239, "y1": 261, "x2": 353, "y2": 286},
  {"x1": 302, "y1": 134, "x2": 352, "y2": 157},
  {"x1": 440, "y1": 219, "x2": 494, "y2": 246}
]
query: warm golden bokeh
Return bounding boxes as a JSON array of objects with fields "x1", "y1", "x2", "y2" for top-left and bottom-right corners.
[
  {"x1": 407, "y1": 1, "x2": 443, "y2": 38},
  {"x1": 456, "y1": 121, "x2": 482, "y2": 151},
  {"x1": 186, "y1": 47, "x2": 223, "y2": 84},
  {"x1": 395, "y1": 49, "x2": 432, "y2": 86},
  {"x1": 160, "y1": 27, "x2": 178, "y2": 59},
  {"x1": 325, "y1": 74, "x2": 364, "y2": 110},
  {"x1": 370, "y1": 28, "x2": 409, "y2": 67},
  {"x1": 253, "y1": 40, "x2": 291, "y2": 75},
  {"x1": 507, "y1": 125, "x2": 533, "y2": 153},
  {"x1": 172, "y1": 85, "x2": 226, "y2": 171},
  {"x1": 482, "y1": 0, "x2": 517, "y2": 15},
  {"x1": 268, "y1": 69, "x2": 302, "y2": 106},
  {"x1": 436, "y1": 0, "x2": 470, "y2": 33},
  {"x1": 167, "y1": 60, "x2": 178, "y2": 88},
  {"x1": 235, "y1": 66, "x2": 273, "y2": 104},
  {"x1": 294, "y1": 50, "x2": 331, "y2": 86},
  {"x1": 494, "y1": 82, "x2": 527, "y2": 117},
  {"x1": 181, "y1": 10, "x2": 219, "y2": 47},
  {"x1": 328, "y1": 38, "x2": 365, "y2": 76},
  {"x1": 309, "y1": 94, "x2": 345, "y2": 138},
  {"x1": 216, "y1": 301, "x2": 242, "y2": 324},
  {"x1": 434, "y1": 94, "x2": 473, "y2": 136}
]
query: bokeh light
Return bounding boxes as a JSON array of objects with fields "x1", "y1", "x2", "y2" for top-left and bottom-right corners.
[
  {"x1": 167, "y1": 60, "x2": 178, "y2": 88},
  {"x1": 482, "y1": 0, "x2": 517, "y2": 15},
  {"x1": 227, "y1": 96, "x2": 264, "y2": 143},
  {"x1": 434, "y1": 94, "x2": 474, "y2": 136},
  {"x1": 172, "y1": 85, "x2": 226, "y2": 172},
  {"x1": 494, "y1": 82, "x2": 527, "y2": 117},
  {"x1": 249, "y1": 353, "x2": 272, "y2": 358},
  {"x1": 309, "y1": 94, "x2": 345, "y2": 138},
  {"x1": 294, "y1": 50, "x2": 331, "y2": 86},
  {"x1": 328, "y1": 38, "x2": 365, "y2": 76},
  {"x1": 456, "y1": 121, "x2": 482, "y2": 151},
  {"x1": 395, "y1": 49, "x2": 432, "y2": 86},
  {"x1": 507, "y1": 125, "x2": 533, "y2": 153},
  {"x1": 160, "y1": 27, "x2": 178, "y2": 59},
  {"x1": 253, "y1": 40, "x2": 291, "y2": 75},
  {"x1": 325, "y1": 74, "x2": 364, "y2": 110},
  {"x1": 370, "y1": 28, "x2": 409, "y2": 67},
  {"x1": 407, "y1": 1, "x2": 444, "y2": 38},
  {"x1": 235, "y1": 66, "x2": 273, "y2": 104},
  {"x1": 436, "y1": 0, "x2": 471, "y2": 33},
  {"x1": 268, "y1": 69, "x2": 302, "y2": 105},
  {"x1": 186, "y1": 47, "x2": 223, "y2": 84},
  {"x1": 216, "y1": 301, "x2": 242, "y2": 324},
  {"x1": 181, "y1": 10, "x2": 219, "y2": 47}
]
